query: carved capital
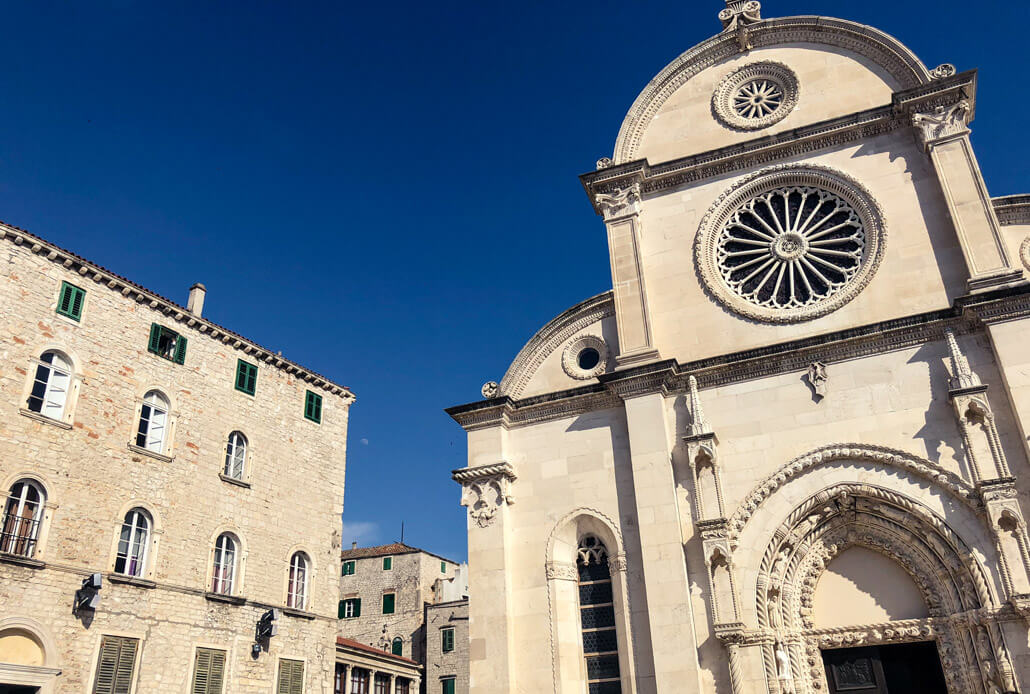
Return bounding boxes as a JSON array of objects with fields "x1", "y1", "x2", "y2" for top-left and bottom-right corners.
[
  {"x1": 912, "y1": 99, "x2": 971, "y2": 150},
  {"x1": 453, "y1": 462, "x2": 517, "y2": 529},
  {"x1": 714, "y1": 623, "x2": 748, "y2": 645},
  {"x1": 594, "y1": 182, "x2": 641, "y2": 220},
  {"x1": 608, "y1": 553, "x2": 628, "y2": 574},
  {"x1": 545, "y1": 561, "x2": 578, "y2": 582}
]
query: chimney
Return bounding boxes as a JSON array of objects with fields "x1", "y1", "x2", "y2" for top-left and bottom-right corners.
[
  {"x1": 187, "y1": 283, "x2": 206, "y2": 317},
  {"x1": 351, "y1": 542, "x2": 358, "y2": 550}
]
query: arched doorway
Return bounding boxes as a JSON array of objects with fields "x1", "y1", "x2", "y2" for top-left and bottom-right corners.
[
  {"x1": 0, "y1": 618, "x2": 59, "y2": 694},
  {"x1": 753, "y1": 484, "x2": 1016, "y2": 694}
]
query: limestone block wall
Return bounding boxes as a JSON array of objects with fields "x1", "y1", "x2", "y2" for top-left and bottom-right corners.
[
  {"x1": 0, "y1": 236, "x2": 351, "y2": 692},
  {"x1": 340, "y1": 552, "x2": 426, "y2": 662},
  {"x1": 425, "y1": 600, "x2": 468, "y2": 694}
]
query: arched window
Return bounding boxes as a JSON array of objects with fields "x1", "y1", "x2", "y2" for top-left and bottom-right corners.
[
  {"x1": 136, "y1": 390, "x2": 170, "y2": 454},
  {"x1": 224, "y1": 431, "x2": 247, "y2": 480},
  {"x1": 1, "y1": 480, "x2": 45, "y2": 558},
  {"x1": 392, "y1": 637, "x2": 403, "y2": 656},
  {"x1": 211, "y1": 534, "x2": 238, "y2": 595},
  {"x1": 27, "y1": 351, "x2": 72, "y2": 420},
  {"x1": 115, "y1": 508, "x2": 151, "y2": 578},
  {"x1": 287, "y1": 552, "x2": 309, "y2": 610},
  {"x1": 578, "y1": 535, "x2": 621, "y2": 694}
]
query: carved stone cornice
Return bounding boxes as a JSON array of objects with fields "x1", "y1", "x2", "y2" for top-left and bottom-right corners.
[
  {"x1": 451, "y1": 462, "x2": 517, "y2": 485},
  {"x1": 583, "y1": 72, "x2": 976, "y2": 211},
  {"x1": 993, "y1": 195, "x2": 1030, "y2": 227},
  {"x1": 0, "y1": 223, "x2": 354, "y2": 400},
  {"x1": 598, "y1": 360, "x2": 677, "y2": 400}
]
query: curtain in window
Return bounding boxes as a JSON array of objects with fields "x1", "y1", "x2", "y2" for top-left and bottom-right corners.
[
  {"x1": 115, "y1": 508, "x2": 151, "y2": 577},
  {"x1": 212, "y1": 534, "x2": 237, "y2": 594},
  {"x1": 578, "y1": 535, "x2": 622, "y2": 694},
  {"x1": 287, "y1": 552, "x2": 308, "y2": 609},
  {"x1": 27, "y1": 351, "x2": 71, "y2": 419},
  {"x1": 350, "y1": 668, "x2": 370, "y2": 694},
  {"x1": 1, "y1": 480, "x2": 44, "y2": 557}
]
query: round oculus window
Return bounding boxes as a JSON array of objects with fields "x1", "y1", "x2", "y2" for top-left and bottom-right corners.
[
  {"x1": 695, "y1": 165, "x2": 886, "y2": 323},
  {"x1": 713, "y1": 61, "x2": 799, "y2": 131},
  {"x1": 562, "y1": 335, "x2": 608, "y2": 380}
]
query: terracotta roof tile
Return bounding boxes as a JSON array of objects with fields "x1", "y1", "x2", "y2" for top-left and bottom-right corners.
[{"x1": 336, "y1": 637, "x2": 420, "y2": 666}]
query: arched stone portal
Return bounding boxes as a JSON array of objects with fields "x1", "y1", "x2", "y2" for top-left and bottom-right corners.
[
  {"x1": 0, "y1": 617, "x2": 60, "y2": 694},
  {"x1": 751, "y1": 484, "x2": 1016, "y2": 694}
]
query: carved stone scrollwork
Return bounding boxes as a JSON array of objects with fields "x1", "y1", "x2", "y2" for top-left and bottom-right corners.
[
  {"x1": 594, "y1": 182, "x2": 641, "y2": 219},
  {"x1": 452, "y1": 462, "x2": 517, "y2": 529},
  {"x1": 912, "y1": 99, "x2": 971, "y2": 151},
  {"x1": 930, "y1": 63, "x2": 957, "y2": 80},
  {"x1": 718, "y1": 1, "x2": 762, "y2": 51},
  {"x1": 545, "y1": 561, "x2": 578, "y2": 582}
]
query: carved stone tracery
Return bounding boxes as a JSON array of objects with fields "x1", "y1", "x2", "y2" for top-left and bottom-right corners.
[{"x1": 713, "y1": 61, "x2": 799, "y2": 131}]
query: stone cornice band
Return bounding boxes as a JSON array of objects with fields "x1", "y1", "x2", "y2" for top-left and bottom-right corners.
[{"x1": 451, "y1": 462, "x2": 517, "y2": 484}]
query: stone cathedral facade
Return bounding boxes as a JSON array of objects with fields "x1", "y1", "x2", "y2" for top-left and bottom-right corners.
[{"x1": 448, "y1": 3, "x2": 1030, "y2": 694}]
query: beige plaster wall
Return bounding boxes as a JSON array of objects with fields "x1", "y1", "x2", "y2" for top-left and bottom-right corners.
[
  {"x1": 635, "y1": 44, "x2": 900, "y2": 166},
  {"x1": 0, "y1": 241, "x2": 349, "y2": 692},
  {"x1": 812, "y1": 546, "x2": 929, "y2": 628}
]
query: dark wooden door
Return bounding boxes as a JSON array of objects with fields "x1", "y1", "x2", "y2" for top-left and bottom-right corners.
[{"x1": 822, "y1": 642, "x2": 947, "y2": 694}]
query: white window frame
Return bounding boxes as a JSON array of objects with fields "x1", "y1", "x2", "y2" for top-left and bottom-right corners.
[
  {"x1": 136, "y1": 391, "x2": 170, "y2": 454},
  {"x1": 1, "y1": 480, "x2": 46, "y2": 558},
  {"x1": 26, "y1": 351, "x2": 72, "y2": 421},
  {"x1": 343, "y1": 599, "x2": 357, "y2": 618},
  {"x1": 211, "y1": 534, "x2": 238, "y2": 595},
  {"x1": 224, "y1": 432, "x2": 247, "y2": 480},
  {"x1": 115, "y1": 508, "x2": 151, "y2": 578},
  {"x1": 287, "y1": 552, "x2": 309, "y2": 610}
]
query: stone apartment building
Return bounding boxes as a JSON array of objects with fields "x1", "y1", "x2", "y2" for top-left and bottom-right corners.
[
  {"x1": 0, "y1": 220, "x2": 353, "y2": 693},
  {"x1": 338, "y1": 543, "x2": 468, "y2": 694},
  {"x1": 449, "y1": 2, "x2": 1030, "y2": 694}
]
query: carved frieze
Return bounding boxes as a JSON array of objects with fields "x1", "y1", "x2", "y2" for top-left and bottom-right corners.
[{"x1": 545, "y1": 561, "x2": 578, "y2": 582}]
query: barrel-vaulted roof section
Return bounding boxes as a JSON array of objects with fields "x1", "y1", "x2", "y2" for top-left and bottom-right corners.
[{"x1": 612, "y1": 15, "x2": 931, "y2": 164}]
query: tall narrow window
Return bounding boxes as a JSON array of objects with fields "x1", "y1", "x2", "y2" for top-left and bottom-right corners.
[
  {"x1": 442, "y1": 627, "x2": 455, "y2": 653},
  {"x1": 277, "y1": 658, "x2": 304, "y2": 694},
  {"x1": 1, "y1": 480, "x2": 45, "y2": 558},
  {"x1": 192, "y1": 647, "x2": 226, "y2": 694},
  {"x1": 287, "y1": 552, "x2": 309, "y2": 610},
  {"x1": 382, "y1": 556, "x2": 392, "y2": 571},
  {"x1": 350, "y1": 668, "x2": 370, "y2": 694},
  {"x1": 441, "y1": 678, "x2": 455, "y2": 694},
  {"x1": 374, "y1": 674, "x2": 390, "y2": 694},
  {"x1": 136, "y1": 390, "x2": 170, "y2": 454},
  {"x1": 224, "y1": 431, "x2": 247, "y2": 480},
  {"x1": 27, "y1": 350, "x2": 72, "y2": 420},
  {"x1": 304, "y1": 390, "x2": 322, "y2": 424},
  {"x1": 115, "y1": 508, "x2": 152, "y2": 578},
  {"x1": 392, "y1": 637, "x2": 403, "y2": 656},
  {"x1": 235, "y1": 359, "x2": 257, "y2": 396},
  {"x1": 578, "y1": 535, "x2": 621, "y2": 694},
  {"x1": 92, "y1": 635, "x2": 139, "y2": 694},
  {"x1": 395, "y1": 679, "x2": 409, "y2": 694},
  {"x1": 211, "y1": 533, "x2": 238, "y2": 595},
  {"x1": 382, "y1": 593, "x2": 395, "y2": 614},
  {"x1": 57, "y1": 281, "x2": 86, "y2": 321}
]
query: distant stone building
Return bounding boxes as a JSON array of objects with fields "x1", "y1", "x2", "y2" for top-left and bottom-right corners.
[
  {"x1": 0, "y1": 220, "x2": 353, "y2": 693},
  {"x1": 338, "y1": 543, "x2": 468, "y2": 693},
  {"x1": 448, "y1": 2, "x2": 1030, "y2": 694}
]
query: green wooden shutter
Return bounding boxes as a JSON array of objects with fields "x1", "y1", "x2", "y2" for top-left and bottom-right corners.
[
  {"x1": 304, "y1": 391, "x2": 322, "y2": 423},
  {"x1": 383, "y1": 593, "x2": 395, "y2": 614},
  {"x1": 148, "y1": 324, "x2": 161, "y2": 354},
  {"x1": 193, "y1": 648, "x2": 225, "y2": 694},
  {"x1": 93, "y1": 636, "x2": 138, "y2": 694},
  {"x1": 174, "y1": 335, "x2": 188, "y2": 364},
  {"x1": 392, "y1": 638, "x2": 403, "y2": 656},
  {"x1": 383, "y1": 556, "x2": 392, "y2": 570},
  {"x1": 58, "y1": 282, "x2": 85, "y2": 320},
  {"x1": 236, "y1": 360, "x2": 257, "y2": 395},
  {"x1": 338, "y1": 600, "x2": 345, "y2": 619},
  {"x1": 443, "y1": 628, "x2": 454, "y2": 652},
  {"x1": 354, "y1": 598, "x2": 361, "y2": 617},
  {"x1": 442, "y1": 678, "x2": 455, "y2": 694},
  {"x1": 441, "y1": 561, "x2": 446, "y2": 574}
]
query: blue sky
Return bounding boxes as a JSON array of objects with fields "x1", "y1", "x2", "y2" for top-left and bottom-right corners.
[{"x1": 1, "y1": 1, "x2": 1027, "y2": 562}]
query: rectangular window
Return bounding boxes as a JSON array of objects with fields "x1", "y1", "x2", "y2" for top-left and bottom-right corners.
[
  {"x1": 192, "y1": 647, "x2": 226, "y2": 694},
  {"x1": 92, "y1": 635, "x2": 139, "y2": 694},
  {"x1": 351, "y1": 668, "x2": 370, "y2": 694},
  {"x1": 57, "y1": 281, "x2": 86, "y2": 321},
  {"x1": 277, "y1": 658, "x2": 304, "y2": 694},
  {"x1": 442, "y1": 627, "x2": 455, "y2": 653},
  {"x1": 382, "y1": 593, "x2": 395, "y2": 615},
  {"x1": 441, "y1": 678, "x2": 455, "y2": 694},
  {"x1": 441, "y1": 561, "x2": 447, "y2": 574},
  {"x1": 342, "y1": 560, "x2": 356, "y2": 576},
  {"x1": 374, "y1": 674, "x2": 390, "y2": 694},
  {"x1": 382, "y1": 556, "x2": 392, "y2": 571},
  {"x1": 148, "y1": 323, "x2": 187, "y2": 364},
  {"x1": 304, "y1": 390, "x2": 322, "y2": 423},
  {"x1": 339, "y1": 598, "x2": 361, "y2": 619},
  {"x1": 235, "y1": 359, "x2": 258, "y2": 396}
]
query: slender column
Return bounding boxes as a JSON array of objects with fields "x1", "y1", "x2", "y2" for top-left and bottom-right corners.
[
  {"x1": 913, "y1": 100, "x2": 1024, "y2": 292},
  {"x1": 343, "y1": 665, "x2": 352, "y2": 694},
  {"x1": 614, "y1": 383, "x2": 701, "y2": 692}
]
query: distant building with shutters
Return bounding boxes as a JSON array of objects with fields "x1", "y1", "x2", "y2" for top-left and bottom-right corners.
[
  {"x1": 337, "y1": 542, "x2": 468, "y2": 693},
  {"x1": 0, "y1": 220, "x2": 353, "y2": 693}
]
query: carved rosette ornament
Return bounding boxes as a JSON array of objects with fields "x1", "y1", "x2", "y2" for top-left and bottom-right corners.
[
  {"x1": 718, "y1": 1, "x2": 762, "y2": 51},
  {"x1": 912, "y1": 99, "x2": 971, "y2": 152},
  {"x1": 930, "y1": 63, "x2": 957, "y2": 79},
  {"x1": 713, "y1": 61, "x2": 799, "y2": 131},
  {"x1": 695, "y1": 165, "x2": 887, "y2": 323},
  {"x1": 452, "y1": 462, "x2": 517, "y2": 529},
  {"x1": 481, "y1": 381, "x2": 499, "y2": 399}
]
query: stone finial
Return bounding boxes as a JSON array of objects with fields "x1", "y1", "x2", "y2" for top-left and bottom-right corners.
[
  {"x1": 688, "y1": 376, "x2": 711, "y2": 436},
  {"x1": 944, "y1": 329, "x2": 981, "y2": 390},
  {"x1": 596, "y1": 157, "x2": 612, "y2": 170},
  {"x1": 481, "y1": 381, "x2": 499, "y2": 399},
  {"x1": 719, "y1": 0, "x2": 762, "y2": 30}
]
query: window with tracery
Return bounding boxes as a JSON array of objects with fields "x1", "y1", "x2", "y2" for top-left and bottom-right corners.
[{"x1": 578, "y1": 535, "x2": 621, "y2": 694}]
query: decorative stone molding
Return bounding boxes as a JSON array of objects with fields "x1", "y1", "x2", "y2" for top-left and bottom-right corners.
[
  {"x1": 718, "y1": 0, "x2": 761, "y2": 31},
  {"x1": 544, "y1": 561, "x2": 578, "y2": 582},
  {"x1": 594, "y1": 182, "x2": 641, "y2": 219},
  {"x1": 993, "y1": 195, "x2": 1030, "y2": 226},
  {"x1": 912, "y1": 99, "x2": 971, "y2": 151},
  {"x1": 805, "y1": 362, "x2": 828, "y2": 400},
  {"x1": 612, "y1": 16, "x2": 932, "y2": 163},
  {"x1": 480, "y1": 381, "x2": 498, "y2": 399},
  {"x1": 607, "y1": 553, "x2": 628, "y2": 574},
  {"x1": 930, "y1": 63, "x2": 957, "y2": 79},
  {"x1": 452, "y1": 463, "x2": 517, "y2": 529},
  {"x1": 596, "y1": 157, "x2": 612, "y2": 170},
  {"x1": 726, "y1": 444, "x2": 978, "y2": 541},
  {"x1": 694, "y1": 164, "x2": 887, "y2": 323},
  {"x1": 561, "y1": 335, "x2": 609, "y2": 380},
  {"x1": 713, "y1": 61, "x2": 799, "y2": 131}
]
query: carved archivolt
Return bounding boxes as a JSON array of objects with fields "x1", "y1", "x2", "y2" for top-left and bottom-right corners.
[
  {"x1": 1020, "y1": 237, "x2": 1030, "y2": 272},
  {"x1": 694, "y1": 165, "x2": 886, "y2": 323},
  {"x1": 751, "y1": 483, "x2": 1014, "y2": 694},
  {"x1": 712, "y1": 61, "x2": 799, "y2": 131},
  {"x1": 726, "y1": 443, "x2": 978, "y2": 542}
]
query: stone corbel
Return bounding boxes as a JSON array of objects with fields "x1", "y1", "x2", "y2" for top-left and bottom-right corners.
[
  {"x1": 912, "y1": 99, "x2": 971, "y2": 152},
  {"x1": 452, "y1": 462, "x2": 517, "y2": 529},
  {"x1": 594, "y1": 182, "x2": 641, "y2": 221}
]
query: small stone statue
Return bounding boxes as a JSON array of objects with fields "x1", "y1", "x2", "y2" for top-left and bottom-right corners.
[
  {"x1": 775, "y1": 642, "x2": 793, "y2": 682},
  {"x1": 806, "y1": 362, "x2": 828, "y2": 400},
  {"x1": 481, "y1": 381, "x2": 499, "y2": 399}
]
